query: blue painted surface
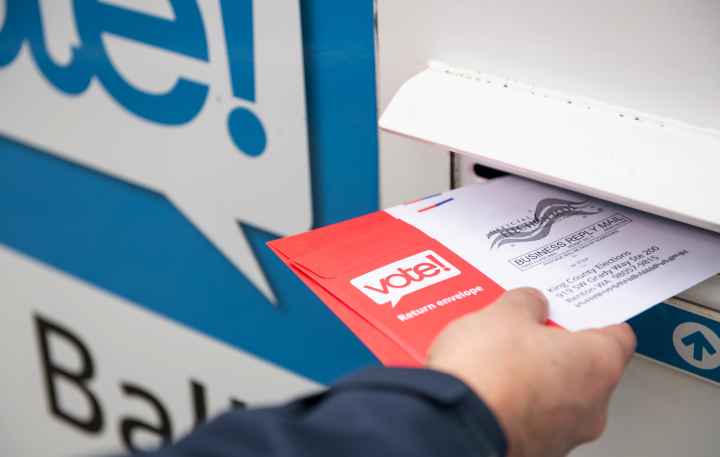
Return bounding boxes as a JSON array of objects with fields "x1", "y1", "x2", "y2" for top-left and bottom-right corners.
[
  {"x1": 0, "y1": 1, "x2": 380, "y2": 384},
  {"x1": 630, "y1": 303, "x2": 720, "y2": 384}
]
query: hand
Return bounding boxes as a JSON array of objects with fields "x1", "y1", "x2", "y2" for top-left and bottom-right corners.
[{"x1": 427, "y1": 288, "x2": 636, "y2": 457}]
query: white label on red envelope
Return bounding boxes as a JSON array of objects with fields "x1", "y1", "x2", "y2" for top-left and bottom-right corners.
[{"x1": 350, "y1": 250, "x2": 462, "y2": 307}]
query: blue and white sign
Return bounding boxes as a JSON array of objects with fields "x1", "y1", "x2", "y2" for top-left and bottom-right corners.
[
  {"x1": 631, "y1": 299, "x2": 720, "y2": 385},
  {"x1": 0, "y1": 0, "x2": 311, "y2": 301},
  {"x1": 0, "y1": 1, "x2": 380, "y2": 455}
]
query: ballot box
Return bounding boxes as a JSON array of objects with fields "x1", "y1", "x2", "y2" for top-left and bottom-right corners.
[
  {"x1": 376, "y1": 1, "x2": 720, "y2": 455},
  {"x1": 2, "y1": 2, "x2": 719, "y2": 456}
]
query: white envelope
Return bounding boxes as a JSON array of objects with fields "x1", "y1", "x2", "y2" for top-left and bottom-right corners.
[{"x1": 386, "y1": 176, "x2": 720, "y2": 330}]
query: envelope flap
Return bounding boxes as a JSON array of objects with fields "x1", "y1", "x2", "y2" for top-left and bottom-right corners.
[
  {"x1": 289, "y1": 215, "x2": 432, "y2": 279},
  {"x1": 269, "y1": 211, "x2": 393, "y2": 260}
]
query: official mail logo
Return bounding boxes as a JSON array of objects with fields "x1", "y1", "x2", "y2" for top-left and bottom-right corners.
[
  {"x1": 351, "y1": 250, "x2": 461, "y2": 308},
  {"x1": 487, "y1": 198, "x2": 602, "y2": 249}
]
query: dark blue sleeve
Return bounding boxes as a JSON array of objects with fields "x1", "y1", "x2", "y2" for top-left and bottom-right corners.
[{"x1": 136, "y1": 367, "x2": 507, "y2": 457}]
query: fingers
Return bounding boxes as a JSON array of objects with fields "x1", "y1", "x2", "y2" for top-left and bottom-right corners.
[
  {"x1": 596, "y1": 323, "x2": 637, "y2": 365},
  {"x1": 492, "y1": 287, "x2": 549, "y2": 323},
  {"x1": 572, "y1": 323, "x2": 636, "y2": 389}
]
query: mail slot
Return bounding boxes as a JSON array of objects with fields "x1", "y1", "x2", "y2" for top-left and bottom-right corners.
[{"x1": 376, "y1": 1, "x2": 720, "y2": 455}]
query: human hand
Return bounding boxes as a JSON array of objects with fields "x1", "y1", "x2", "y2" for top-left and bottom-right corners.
[{"x1": 427, "y1": 288, "x2": 636, "y2": 457}]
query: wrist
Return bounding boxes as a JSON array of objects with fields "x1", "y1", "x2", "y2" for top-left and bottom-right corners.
[{"x1": 427, "y1": 362, "x2": 525, "y2": 457}]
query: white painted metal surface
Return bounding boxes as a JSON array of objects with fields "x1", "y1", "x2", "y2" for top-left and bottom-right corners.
[
  {"x1": 375, "y1": 4, "x2": 450, "y2": 207},
  {"x1": 380, "y1": 65, "x2": 720, "y2": 233},
  {"x1": 680, "y1": 276, "x2": 720, "y2": 314}
]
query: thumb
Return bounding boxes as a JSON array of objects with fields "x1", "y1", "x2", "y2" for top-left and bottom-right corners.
[
  {"x1": 491, "y1": 287, "x2": 549, "y2": 323},
  {"x1": 596, "y1": 323, "x2": 637, "y2": 365}
]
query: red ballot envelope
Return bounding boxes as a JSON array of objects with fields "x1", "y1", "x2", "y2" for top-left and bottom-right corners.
[{"x1": 268, "y1": 210, "x2": 506, "y2": 366}]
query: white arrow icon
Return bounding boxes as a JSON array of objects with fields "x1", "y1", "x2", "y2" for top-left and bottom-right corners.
[{"x1": 672, "y1": 322, "x2": 720, "y2": 370}]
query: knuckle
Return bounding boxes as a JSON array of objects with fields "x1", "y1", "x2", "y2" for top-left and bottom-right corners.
[
  {"x1": 599, "y1": 345, "x2": 626, "y2": 383},
  {"x1": 500, "y1": 287, "x2": 548, "y2": 320},
  {"x1": 624, "y1": 324, "x2": 638, "y2": 350},
  {"x1": 607, "y1": 339, "x2": 631, "y2": 376},
  {"x1": 607, "y1": 357, "x2": 625, "y2": 385},
  {"x1": 513, "y1": 287, "x2": 548, "y2": 306},
  {"x1": 583, "y1": 335, "x2": 625, "y2": 385},
  {"x1": 586, "y1": 412, "x2": 608, "y2": 441}
]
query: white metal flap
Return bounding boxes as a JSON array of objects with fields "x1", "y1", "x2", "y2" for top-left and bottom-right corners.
[{"x1": 379, "y1": 63, "x2": 720, "y2": 233}]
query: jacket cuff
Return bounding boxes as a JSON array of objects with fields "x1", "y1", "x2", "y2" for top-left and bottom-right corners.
[{"x1": 334, "y1": 366, "x2": 508, "y2": 457}]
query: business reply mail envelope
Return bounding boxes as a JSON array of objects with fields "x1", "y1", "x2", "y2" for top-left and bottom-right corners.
[{"x1": 268, "y1": 176, "x2": 720, "y2": 366}]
